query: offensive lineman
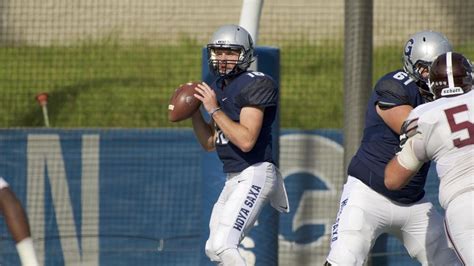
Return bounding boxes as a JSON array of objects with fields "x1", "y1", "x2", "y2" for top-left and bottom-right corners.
[
  {"x1": 325, "y1": 31, "x2": 460, "y2": 265},
  {"x1": 190, "y1": 24, "x2": 289, "y2": 265},
  {"x1": 385, "y1": 52, "x2": 473, "y2": 265}
]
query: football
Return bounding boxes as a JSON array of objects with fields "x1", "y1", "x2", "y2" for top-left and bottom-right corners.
[{"x1": 168, "y1": 82, "x2": 202, "y2": 122}]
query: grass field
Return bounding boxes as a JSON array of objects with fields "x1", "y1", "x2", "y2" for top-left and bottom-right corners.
[{"x1": 0, "y1": 41, "x2": 472, "y2": 129}]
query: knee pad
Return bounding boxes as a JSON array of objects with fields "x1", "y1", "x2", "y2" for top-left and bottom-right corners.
[
  {"x1": 210, "y1": 231, "x2": 239, "y2": 256},
  {"x1": 206, "y1": 235, "x2": 238, "y2": 263},
  {"x1": 205, "y1": 239, "x2": 221, "y2": 263},
  {"x1": 327, "y1": 243, "x2": 364, "y2": 266},
  {"x1": 219, "y1": 248, "x2": 246, "y2": 266}
]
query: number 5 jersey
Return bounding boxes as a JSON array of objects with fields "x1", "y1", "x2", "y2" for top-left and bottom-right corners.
[{"x1": 407, "y1": 90, "x2": 474, "y2": 209}]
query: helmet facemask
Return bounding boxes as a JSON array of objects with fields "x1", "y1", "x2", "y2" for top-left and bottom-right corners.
[
  {"x1": 412, "y1": 61, "x2": 431, "y2": 83},
  {"x1": 208, "y1": 45, "x2": 248, "y2": 77}
]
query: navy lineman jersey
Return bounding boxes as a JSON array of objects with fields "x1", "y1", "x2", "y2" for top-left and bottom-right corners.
[
  {"x1": 211, "y1": 71, "x2": 278, "y2": 173},
  {"x1": 347, "y1": 69, "x2": 431, "y2": 204}
]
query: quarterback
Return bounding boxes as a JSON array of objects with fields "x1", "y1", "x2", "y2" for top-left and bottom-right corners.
[{"x1": 190, "y1": 24, "x2": 289, "y2": 265}]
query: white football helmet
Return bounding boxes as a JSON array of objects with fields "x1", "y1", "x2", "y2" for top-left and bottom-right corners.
[
  {"x1": 402, "y1": 31, "x2": 453, "y2": 84},
  {"x1": 207, "y1": 24, "x2": 254, "y2": 77}
]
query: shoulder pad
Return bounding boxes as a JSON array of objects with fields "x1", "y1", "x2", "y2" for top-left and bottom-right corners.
[
  {"x1": 235, "y1": 75, "x2": 278, "y2": 107},
  {"x1": 374, "y1": 78, "x2": 410, "y2": 109}
]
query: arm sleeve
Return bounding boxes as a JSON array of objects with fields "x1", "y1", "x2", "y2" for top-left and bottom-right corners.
[
  {"x1": 374, "y1": 79, "x2": 410, "y2": 109},
  {"x1": 235, "y1": 77, "x2": 278, "y2": 108}
]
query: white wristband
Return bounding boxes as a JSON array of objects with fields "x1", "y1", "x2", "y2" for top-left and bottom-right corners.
[
  {"x1": 16, "y1": 237, "x2": 39, "y2": 266},
  {"x1": 209, "y1": 107, "x2": 221, "y2": 117},
  {"x1": 397, "y1": 137, "x2": 423, "y2": 171}
]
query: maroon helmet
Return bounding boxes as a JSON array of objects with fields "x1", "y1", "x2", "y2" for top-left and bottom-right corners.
[{"x1": 429, "y1": 52, "x2": 472, "y2": 99}]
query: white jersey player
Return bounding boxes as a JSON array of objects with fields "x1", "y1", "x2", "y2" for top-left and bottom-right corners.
[{"x1": 385, "y1": 52, "x2": 473, "y2": 265}]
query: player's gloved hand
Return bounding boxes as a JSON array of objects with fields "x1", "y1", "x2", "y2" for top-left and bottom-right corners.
[
  {"x1": 399, "y1": 133, "x2": 409, "y2": 150},
  {"x1": 398, "y1": 118, "x2": 419, "y2": 152}
]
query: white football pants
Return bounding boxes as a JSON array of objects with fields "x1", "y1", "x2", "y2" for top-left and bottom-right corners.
[
  {"x1": 205, "y1": 162, "x2": 282, "y2": 266},
  {"x1": 445, "y1": 190, "x2": 474, "y2": 266},
  {"x1": 326, "y1": 176, "x2": 460, "y2": 266}
]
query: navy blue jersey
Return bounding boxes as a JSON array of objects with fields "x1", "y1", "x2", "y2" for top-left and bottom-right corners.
[
  {"x1": 348, "y1": 69, "x2": 431, "y2": 204},
  {"x1": 211, "y1": 71, "x2": 278, "y2": 173}
]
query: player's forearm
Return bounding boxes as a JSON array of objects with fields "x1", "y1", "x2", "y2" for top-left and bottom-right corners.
[
  {"x1": 191, "y1": 111, "x2": 215, "y2": 151},
  {"x1": 212, "y1": 110, "x2": 257, "y2": 152},
  {"x1": 0, "y1": 188, "x2": 31, "y2": 242},
  {"x1": 385, "y1": 135, "x2": 425, "y2": 190},
  {"x1": 384, "y1": 157, "x2": 414, "y2": 190}
]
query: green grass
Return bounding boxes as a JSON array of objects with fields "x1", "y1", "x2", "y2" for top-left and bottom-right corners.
[
  {"x1": 0, "y1": 40, "x2": 203, "y2": 128},
  {"x1": 280, "y1": 44, "x2": 344, "y2": 129},
  {"x1": 1, "y1": 41, "x2": 472, "y2": 129}
]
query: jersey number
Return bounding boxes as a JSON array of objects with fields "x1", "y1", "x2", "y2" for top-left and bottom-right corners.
[
  {"x1": 247, "y1": 71, "x2": 265, "y2": 78},
  {"x1": 392, "y1": 71, "x2": 413, "y2": 85},
  {"x1": 444, "y1": 104, "x2": 474, "y2": 148},
  {"x1": 216, "y1": 129, "x2": 229, "y2": 145}
]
